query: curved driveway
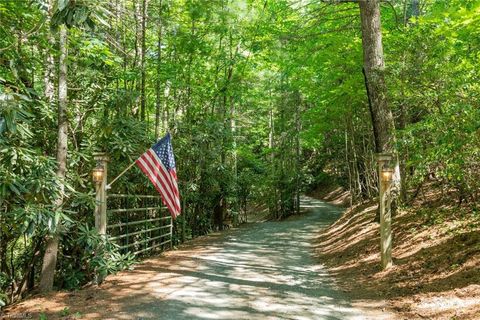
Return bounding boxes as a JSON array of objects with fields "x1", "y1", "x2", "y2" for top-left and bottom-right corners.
[
  {"x1": 12, "y1": 197, "x2": 394, "y2": 319},
  {"x1": 105, "y1": 197, "x2": 392, "y2": 319}
]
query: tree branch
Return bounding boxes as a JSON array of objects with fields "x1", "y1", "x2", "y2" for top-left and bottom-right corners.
[{"x1": 0, "y1": 17, "x2": 46, "y2": 53}]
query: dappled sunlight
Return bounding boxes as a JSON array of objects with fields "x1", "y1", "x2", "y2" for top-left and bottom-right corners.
[
  {"x1": 6, "y1": 196, "x2": 394, "y2": 319},
  {"x1": 313, "y1": 196, "x2": 480, "y2": 319},
  {"x1": 105, "y1": 195, "x2": 392, "y2": 319}
]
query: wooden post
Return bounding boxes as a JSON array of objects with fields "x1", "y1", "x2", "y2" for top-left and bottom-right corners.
[
  {"x1": 94, "y1": 153, "x2": 109, "y2": 236},
  {"x1": 377, "y1": 153, "x2": 393, "y2": 269},
  {"x1": 169, "y1": 216, "x2": 173, "y2": 249}
]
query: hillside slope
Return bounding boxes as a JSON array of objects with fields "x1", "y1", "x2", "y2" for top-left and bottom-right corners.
[{"x1": 312, "y1": 188, "x2": 480, "y2": 319}]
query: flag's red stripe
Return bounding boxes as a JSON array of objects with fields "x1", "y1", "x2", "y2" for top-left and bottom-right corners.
[
  {"x1": 135, "y1": 144, "x2": 181, "y2": 218},
  {"x1": 145, "y1": 149, "x2": 180, "y2": 214},
  {"x1": 166, "y1": 173, "x2": 180, "y2": 210},
  {"x1": 136, "y1": 158, "x2": 176, "y2": 214},
  {"x1": 136, "y1": 157, "x2": 179, "y2": 217},
  {"x1": 139, "y1": 155, "x2": 179, "y2": 216},
  {"x1": 143, "y1": 151, "x2": 180, "y2": 213},
  {"x1": 142, "y1": 152, "x2": 175, "y2": 200},
  {"x1": 146, "y1": 150, "x2": 180, "y2": 210},
  {"x1": 144, "y1": 159, "x2": 174, "y2": 212},
  {"x1": 169, "y1": 170, "x2": 181, "y2": 209},
  {"x1": 147, "y1": 150, "x2": 179, "y2": 199},
  {"x1": 138, "y1": 161, "x2": 178, "y2": 218},
  {"x1": 169, "y1": 169, "x2": 180, "y2": 211}
]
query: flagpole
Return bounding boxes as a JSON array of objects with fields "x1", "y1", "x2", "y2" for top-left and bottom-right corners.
[
  {"x1": 106, "y1": 135, "x2": 163, "y2": 190},
  {"x1": 106, "y1": 160, "x2": 136, "y2": 189}
]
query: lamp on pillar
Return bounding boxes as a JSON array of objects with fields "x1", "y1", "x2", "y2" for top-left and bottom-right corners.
[
  {"x1": 377, "y1": 153, "x2": 393, "y2": 270},
  {"x1": 92, "y1": 153, "x2": 109, "y2": 236},
  {"x1": 92, "y1": 165, "x2": 104, "y2": 185},
  {"x1": 92, "y1": 152, "x2": 108, "y2": 285},
  {"x1": 380, "y1": 163, "x2": 394, "y2": 183}
]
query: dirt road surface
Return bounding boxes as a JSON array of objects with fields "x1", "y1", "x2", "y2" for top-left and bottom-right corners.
[{"x1": 6, "y1": 197, "x2": 395, "y2": 320}]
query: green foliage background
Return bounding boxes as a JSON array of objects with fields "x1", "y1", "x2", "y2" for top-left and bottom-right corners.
[{"x1": 1, "y1": 0, "x2": 479, "y2": 305}]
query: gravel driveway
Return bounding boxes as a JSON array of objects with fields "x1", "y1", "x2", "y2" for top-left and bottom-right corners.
[
  {"x1": 7, "y1": 197, "x2": 394, "y2": 320},
  {"x1": 109, "y1": 196, "x2": 393, "y2": 320}
]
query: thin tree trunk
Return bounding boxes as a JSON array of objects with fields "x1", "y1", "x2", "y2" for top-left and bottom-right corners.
[
  {"x1": 140, "y1": 0, "x2": 149, "y2": 121},
  {"x1": 39, "y1": 25, "x2": 68, "y2": 293},
  {"x1": 398, "y1": 0, "x2": 421, "y2": 203},
  {"x1": 114, "y1": 0, "x2": 121, "y2": 114},
  {"x1": 411, "y1": 0, "x2": 420, "y2": 17},
  {"x1": 345, "y1": 129, "x2": 353, "y2": 200},
  {"x1": 186, "y1": 19, "x2": 195, "y2": 116},
  {"x1": 121, "y1": 0, "x2": 128, "y2": 109},
  {"x1": 163, "y1": 80, "x2": 171, "y2": 129},
  {"x1": 295, "y1": 96, "x2": 301, "y2": 215},
  {"x1": 268, "y1": 90, "x2": 276, "y2": 216},
  {"x1": 230, "y1": 95, "x2": 238, "y2": 215},
  {"x1": 43, "y1": 46, "x2": 54, "y2": 102},
  {"x1": 44, "y1": 0, "x2": 55, "y2": 123},
  {"x1": 349, "y1": 122, "x2": 362, "y2": 199},
  {"x1": 268, "y1": 89, "x2": 274, "y2": 161},
  {"x1": 155, "y1": 0, "x2": 162, "y2": 139},
  {"x1": 133, "y1": 0, "x2": 141, "y2": 116}
]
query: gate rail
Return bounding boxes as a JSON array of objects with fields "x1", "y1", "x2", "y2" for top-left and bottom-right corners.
[
  {"x1": 92, "y1": 153, "x2": 173, "y2": 258},
  {"x1": 106, "y1": 194, "x2": 172, "y2": 256}
]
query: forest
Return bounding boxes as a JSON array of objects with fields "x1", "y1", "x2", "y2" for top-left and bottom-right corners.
[{"x1": 1, "y1": 0, "x2": 479, "y2": 316}]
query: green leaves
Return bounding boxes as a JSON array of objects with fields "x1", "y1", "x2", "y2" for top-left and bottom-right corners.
[
  {"x1": 51, "y1": 0, "x2": 111, "y2": 30},
  {"x1": 386, "y1": 0, "x2": 480, "y2": 198},
  {"x1": 75, "y1": 223, "x2": 137, "y2": 281},
  {"x1": 1, "y1": 0, "x2": 479, "y2": 304}
]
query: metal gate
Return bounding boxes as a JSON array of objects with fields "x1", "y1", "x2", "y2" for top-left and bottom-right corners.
[
  {"x1": 106, "y1": 194, "x2": 172, "y2": 256},
  {"x1": 92, "y1": 153, "x2": 172, "y2": 257}
]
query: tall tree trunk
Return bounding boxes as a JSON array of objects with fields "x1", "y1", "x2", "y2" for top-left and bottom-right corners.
[
  {"x1": 295, "y1": 95, "x2": 301, "y2": 215},
  {"x1": 345, "y1": 130, "x2": 353, "y2": 202},
  {"x1": 114, "y1": 0, "x2": 121, "y2": 114},
  {"x1": 268, "y1": 89, "x2": 274, "y2": 161},
  {"x1": 140, "y1": 0, "x2": 149, "y2": 122},
  {"x1": 186, "y1": 18, "x2": 195, "y2": 117},
  {"x1": 359, "y1": 0, "x2": 395, "y2": 154},
  {"x1": 230, "y1": 95, "x2": 238, "y2": 217},
  {"x1": 44, "y1": 0, "x2": 55, "y2": 115},
  {"x1": 411, "y1": 0, "x2": 420, "y2": 17},
  {"x1": 133, "y1": 0, "x2": 141, "y2": 116},
  {"x1": 43, "y1": 46, "x2": 54, "y2": 102},
  {"x1": 39, "y1": 25, "x2": 68, "y2": 293},
  {"x1": 268, "y1": 89, "x2": 277, "y2": 217},
  {"x1": 154, "y1": 0, "x2": 163, "y2": 139},
  {"x1": 121, "y1": 0, "x2": 128, "y2": 111},
  {"x1": 399, "y1": 0, "x2": 420, "y2": 203},
  {"x1": 359, "y1": 0, "x2": 400, "y2": 199}
]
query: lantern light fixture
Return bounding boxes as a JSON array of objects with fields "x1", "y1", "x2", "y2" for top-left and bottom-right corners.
[
  {"x1": 92, "y1": 165, "x2": 104, "y2": 184},
  {"x1": 377, "y1": 153, "x2": 394, "y2": 184},
  {"x1": 380, "y1": 165, "x2": 394, "y2": 183}
]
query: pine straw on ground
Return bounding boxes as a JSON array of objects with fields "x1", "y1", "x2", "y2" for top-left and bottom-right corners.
[
  {"x1": 312, "y1": 187, "x2": 480, "y2": 320},
  {"x1": 0, "y1": 209, "x2": 271, "y2": 320}
]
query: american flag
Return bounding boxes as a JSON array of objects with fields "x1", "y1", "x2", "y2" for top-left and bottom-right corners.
[{"x1": 136, "y1": 133, "x2": 181, "y2": 218}]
